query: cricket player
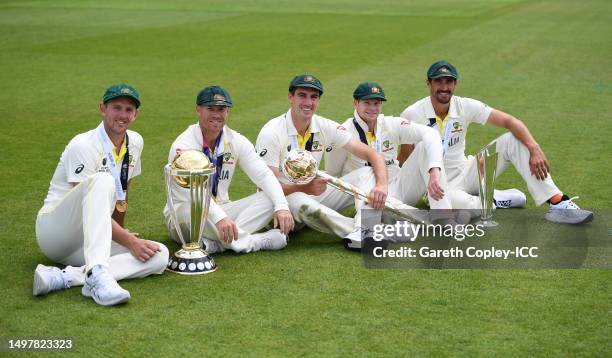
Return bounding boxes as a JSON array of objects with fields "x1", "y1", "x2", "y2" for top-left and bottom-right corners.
[
  {"x1": 164, "y1": 85, "x2": 294, "y2": 254},
  {"x1": 325, "y1": 81, "x2": 456, "y2": 249},
  {"x1": 34, "y1": 84, "x2": 169, "y2": 306},
  {"x1": 400, "y1": 60, "x2": 593, "y2": 224},
  {"x1": 255, "y1": 74, "x2": 389, "y2": 239}
]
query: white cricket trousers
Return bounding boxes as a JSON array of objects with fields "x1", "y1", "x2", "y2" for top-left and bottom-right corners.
[
  {"x1": 447, "y1": 132, "x2": 561, "y2": 209},
  {"x1": 165, "y1": 191, "x2": 284, "y2": 253},
  {"x1": 286, "y1": 166, "x2": 378, "y2": 238},
  {"x1": 36, "y1": 173, "x2": 169, "y2": 286},
  {"x1": 351, "y1": 142, "x2": 453, "y2": 229}
]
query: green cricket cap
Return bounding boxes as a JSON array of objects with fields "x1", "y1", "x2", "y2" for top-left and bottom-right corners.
[
  {"x1": 353, "y1": 82, "x2": 386, "y2": 101},
  {"x1": 427, "y1": 60, "x2": 458, "y2": 80},
  {"x1": 196, "y1": 85, "x2": 233, "y2": 107},
  {"x1": 289, "y1": 74, "x2": 324, "y2": 95},
  {"x1": 103, "y1": 83, "x2": 141, "y2": 108}
]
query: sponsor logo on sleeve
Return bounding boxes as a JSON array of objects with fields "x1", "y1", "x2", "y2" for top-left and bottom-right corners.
[
  {"x1": 400, "y1": 120, "x2": 411, "y2": 126},
  {"x1": 259, "y1": 149, "x2": 267, "y2": 157},
  {"x1": 337, "y1": 125, "x2": 347, "y2": 131},
  {"x1": 75, "y1": 164, "x2": 84, "y2": 174}
]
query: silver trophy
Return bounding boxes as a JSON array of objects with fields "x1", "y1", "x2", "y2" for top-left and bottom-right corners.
[
  {"x1": 282, "y1": 150, "x2": 428, "y2": 224},
  {"x1": 476, "y1": 141, "x2": 499, "y2": 229},
  {"x1": 164, "y1": 150, "x2": 218, "y2": 275}
]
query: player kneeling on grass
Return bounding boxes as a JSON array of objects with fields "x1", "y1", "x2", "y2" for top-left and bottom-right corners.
[
  {"x1": 163, "y1": 85, "x2": 294, "y2": 254},
  {"x1": 34, "y1": 84, "x2": 169, "y2": 306},
  {"x1": 399, "y1": 60, "x2": 593, "y2": 224},
  {"x1": 325, "y1": 81, "x2": 454, "y2": 250}
]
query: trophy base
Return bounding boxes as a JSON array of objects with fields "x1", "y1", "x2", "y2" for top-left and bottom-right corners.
[
  {"x1": 476, "y1": 219, "x2": 499, "y2": 230},
  {"x1": 166, "y1": 248, "x2": 217, "y2": 275}
]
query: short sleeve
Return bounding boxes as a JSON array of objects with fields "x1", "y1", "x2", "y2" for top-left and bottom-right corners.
[
  {"x1": 64, "y1": 139, "x2": 98, "y2": 183},
  {"x1": 324, "y1": 120, "x2": 352, "y2": 148},
  {"x1": 462, "y1": 97, "x2": 492, "y2": 125},
  {"x1": 255, "y1": 123, "x2": 282, "y2": 168}
]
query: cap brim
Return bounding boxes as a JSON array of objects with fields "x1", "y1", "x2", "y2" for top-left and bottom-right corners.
[
  {"x1": 290, "y1": 83, "x2": 324, "y2": 93},
  {"x1": 104, "y1": 94, "x2": 141, "y2": 108},
  {"x1": 356, "y1": 94, "x2": 387, "y2": 101},
  {"x1": 428, "y1": 73, "x2": 457, "y2": 79},
  {"x1": 199, "y1": 100, "x2": 233, "y2": 107}
]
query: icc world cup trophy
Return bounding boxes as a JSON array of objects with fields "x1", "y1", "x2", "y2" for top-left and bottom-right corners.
[{"x1": 164, "y1": 149, "x2": 218, "y2": 274}]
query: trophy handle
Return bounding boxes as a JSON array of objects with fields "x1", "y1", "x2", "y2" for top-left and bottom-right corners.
[
  {"x1": 164, "y1": 164, "x2": 187, "y2": 245},
  {"x1": 317, "y1": 171, "x2": 429, "y2": 224}
]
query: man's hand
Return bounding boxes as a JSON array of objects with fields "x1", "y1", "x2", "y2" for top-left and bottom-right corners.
[
  {"x1": 302, "y1": 177, "x2": 328, "y2": 196},
  {"x1": 273, "y1": 209, "x2": 294, "y2": 234},
  {"x1": 128, "y1": 237, "x2": 162, "y2": 263},
  {"x1": 427, "y1": 167, "x2": 445, "y2": 201},
  {"x1": 367, "y1": 183, "x2": 388, "y2": 210},
  {"x1": 216, "y1": 217, "x2": 239, "y2": 243},
  {"x1": 528, "y1": 145, "x2": 550, "y2": 180}
]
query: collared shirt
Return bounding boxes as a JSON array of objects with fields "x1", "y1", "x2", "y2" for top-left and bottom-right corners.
[
  {"x1": 166, "y1": 123, "x2": 289, "y2": 224},
  {"x1": 255, "y1": 109, "x2": 352, "y2": 178},
  {"x1": 400, "y1": 95, "x2": 492, "y2": 169},
  {"x1": 324, "y1": 110, "x2": 443, "y2": 178},
  {"x1": 40, "y1": 125, "x2": 142, "y2": 213}
]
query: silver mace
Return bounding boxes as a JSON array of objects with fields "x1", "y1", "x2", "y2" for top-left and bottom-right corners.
[{"x1": 281, "y1": 150, "x2": 430, "y2": 224}]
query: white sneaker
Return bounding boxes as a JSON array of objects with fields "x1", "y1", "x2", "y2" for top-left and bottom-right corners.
[
  {"x1": 252, "y1": 229, "x2": 287, "y2": 251},
  {"x1": 82, "y1": 265, "x2": 130, "y2": 306},
  {"x1": 201, "y1": 238, "x2": 223, "y2": 254},
  {"x1": 545, "y1": 196, "x2": 594, "y2": 225},
  {"x1": 342, "y1": 228, "x2": 363, "y2": 251},
  {"x1": 33, "y1": 264, "x2": 72, "y2": 296},
  {"x1": 493, "y1": 188, "x2": 527, "y2": 208}
]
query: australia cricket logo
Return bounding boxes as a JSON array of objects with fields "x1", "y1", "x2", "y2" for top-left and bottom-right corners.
[{"x1": 452, "y1": 121, "x2": 463, "y2": 133}]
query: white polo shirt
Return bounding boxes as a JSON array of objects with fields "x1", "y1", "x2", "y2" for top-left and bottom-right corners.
[
  {"x1": 41, "y1": 125, "x2": 143, "y2": 213},
  {"x1": 325, "y1": 110, "x2": 443, "y2": 178},
  {"x1": 167, "y1": 123, "x2": 289, "y2": 224},
  {"x1": 255, "y1": 109, "x2": 352, "y2": 174},
  {"x1": 400, "y1": 95, "x2": 492, "y2": 169}
]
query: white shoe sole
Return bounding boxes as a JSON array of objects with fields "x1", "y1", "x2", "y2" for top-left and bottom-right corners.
[
  {"x1": 82, "y1": 285, "x2": 131, "y2": 306},
  {"x1": 545, "y1": 210, "x2": 594, "y2": 225}
]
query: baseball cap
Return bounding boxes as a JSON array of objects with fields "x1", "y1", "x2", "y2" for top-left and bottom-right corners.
[
  {"x1": 103, "y1": 83, "x2": 141, "y2": 108},
  {"x1": 196, "y1": 85, "x2": 233, "y2": 107},
  {"x1": 289, "y1": 74, "x2": 324, "y2": 95},
  {"x1": 427, "y1": 60, "x2": 458, "y2": 80},
  {"x1": 353, "y1": 82, "x2": 386, "y2": 101}
]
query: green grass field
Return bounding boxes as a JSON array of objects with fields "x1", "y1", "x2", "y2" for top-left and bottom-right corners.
[{"x1": 1, "y1": 0, "x2": 611, "y2": 356}]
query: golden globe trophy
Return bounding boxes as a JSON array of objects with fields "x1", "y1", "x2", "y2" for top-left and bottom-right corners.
[
  {"x1": 164, "y1": 150, "x2": 218, "y2": 275},
  {"x1": 282, "y1": 150, "x2": 428, "y2": 224},
  {"x1": 476, "y1": 141, "x2": 499, "y2": 229}
]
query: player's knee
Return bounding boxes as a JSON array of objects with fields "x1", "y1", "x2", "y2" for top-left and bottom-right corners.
[
  {"x1": 286, "y1": 192, "x2": 310, "y2": 212},
  {"x1": 497, "y1": 132, "x2": 520, "y2": 147},
  {"x1": 151, "y1": 243, "x2": 169, "y2": 274},
  {"x1": 89, "y1": 172, "x2": 116, "y2": 193}
]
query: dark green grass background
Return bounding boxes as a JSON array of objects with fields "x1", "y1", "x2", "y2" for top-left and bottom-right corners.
[{"x1": 1, "y1": 0, "x2": 611, "y2": 356}]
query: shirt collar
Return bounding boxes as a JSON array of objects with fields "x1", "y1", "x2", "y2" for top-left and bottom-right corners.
[
  {"x1": 194, "y1": 123, "x2": 233, "y2": 152},
  {"x1": 353, "y1": 110, "x2": 385, "y2": 133},
  {"x1": 285, "y1": 108, "x2": 320, "y2": 136},
  {"x1": 425, "y1": 96, "x2": 459, "y2": 120}
]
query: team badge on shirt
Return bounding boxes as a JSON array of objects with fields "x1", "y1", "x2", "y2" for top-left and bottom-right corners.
[
  {"x1": 452, "y1": 122, "x2": 463, "y2": 133},
  {"x1": 223, "y1": 152, "x2": 234, "y2": 164}
]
